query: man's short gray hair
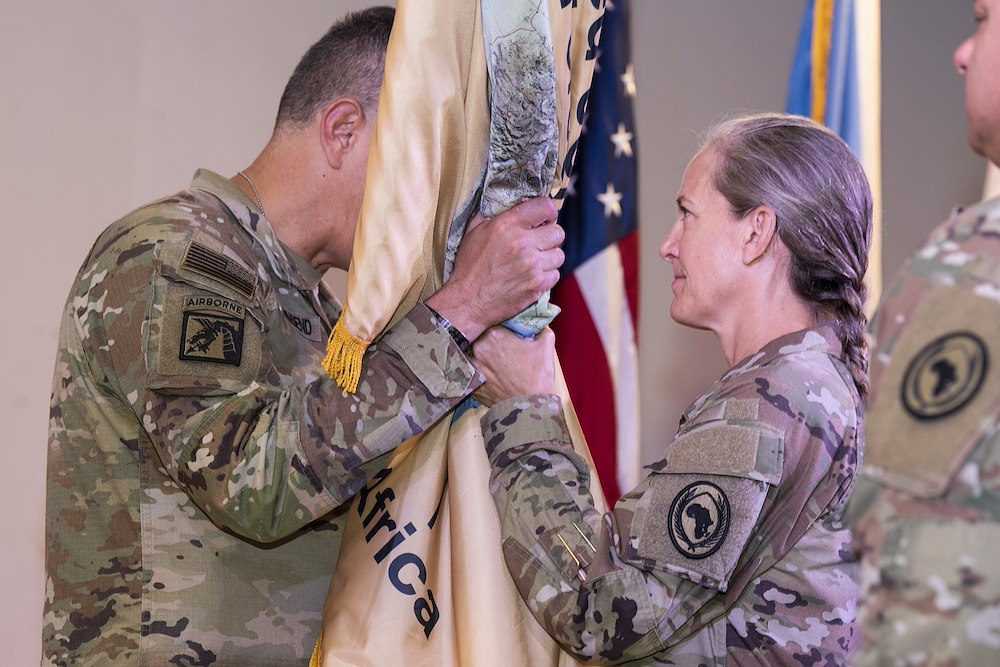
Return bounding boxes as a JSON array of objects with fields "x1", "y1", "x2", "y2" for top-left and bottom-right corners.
[{"x1": 275, "y1": 6, "x2": 394, "y2": 129}]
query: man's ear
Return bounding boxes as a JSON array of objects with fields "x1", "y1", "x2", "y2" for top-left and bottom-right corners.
[
  {"x1": 742, "y1": 205, "x2": 778, "y2": 265},
  {"x1": 319, "y1": 98, "x2": 364, "y2": 169}
]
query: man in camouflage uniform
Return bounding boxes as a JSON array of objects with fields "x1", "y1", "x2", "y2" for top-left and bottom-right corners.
[
  {"x1": 43, "y1": 8, "x2": 565, "y2": 666},
  {"x1": 845, "y1": 1, "x2": 1000, "y2": 663}
]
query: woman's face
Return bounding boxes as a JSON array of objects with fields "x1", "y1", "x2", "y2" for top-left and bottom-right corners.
[{"x1": 659, "y1": 148, "x2": 746, "y2": 331}]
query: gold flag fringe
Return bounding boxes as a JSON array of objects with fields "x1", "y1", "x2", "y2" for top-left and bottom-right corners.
[
  {"x1": 309, "y1": 630, "x2": 323, "y2": 667},
  {"x1": 322, "y1": 320, "x2": 369, "y2": 394}
]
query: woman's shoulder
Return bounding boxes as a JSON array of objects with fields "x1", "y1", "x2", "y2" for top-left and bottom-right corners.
[{"x1": 713, "y1": 340, "x2": 859, "y2": 430}]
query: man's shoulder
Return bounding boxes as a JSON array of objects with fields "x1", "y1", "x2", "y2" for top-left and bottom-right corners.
[
  {"x1": 875, "y1": 195, "x2": 1000, "y2": 344},
  {"x1": 920, "y1": 195, "x2": 1000, "y2": 260},
  {"x1": 87, "y1": 187, "x2": 246, "y2": 271}
]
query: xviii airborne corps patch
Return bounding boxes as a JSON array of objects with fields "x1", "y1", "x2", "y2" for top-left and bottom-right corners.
[{"x1": 180, "y1": 311, "x2": 244, "y2": 365}]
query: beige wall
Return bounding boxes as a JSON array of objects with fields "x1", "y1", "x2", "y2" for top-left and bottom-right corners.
[{"x1": 2, "y1": 1, "x2": 986, "y2": 662}]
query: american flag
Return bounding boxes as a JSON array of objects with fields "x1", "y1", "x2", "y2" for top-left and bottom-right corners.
[{"x1": 551, "y1": 0, "x2": 639, "y2": 505}]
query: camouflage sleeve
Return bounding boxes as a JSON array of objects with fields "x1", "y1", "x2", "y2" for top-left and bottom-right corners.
[
  {"x1": 848, "y1": 201, "x2": 1000, "y2": 665},
  {"x1": 80, "y1": 236, "x2": 481, "y2": 544},
  {"x1": 481, "y1": 395, "x2": 758, "y2": 663},
  {"x1": 144, "y1": 307, "x2": 478, "y2": 544}
]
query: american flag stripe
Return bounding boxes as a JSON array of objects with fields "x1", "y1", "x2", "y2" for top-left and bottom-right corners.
[{"x1": 552, "y1": 0, "x2": 638, "y2": 504}]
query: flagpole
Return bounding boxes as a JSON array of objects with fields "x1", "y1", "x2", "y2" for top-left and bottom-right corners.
[
  {"x1": 856, "y1": 0, "x2": 882, "y2": 315},
  {"x1": 985, "y1": 162, "x2": 1000, "y2": 200}
]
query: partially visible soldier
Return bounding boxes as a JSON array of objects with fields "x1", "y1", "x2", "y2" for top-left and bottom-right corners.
[
  {"x1": 42, "y1": 7, "x2": 564, "y2": 666},
  {"x1": 845, "y1": 1, "x2": 1000, "y2": 664}
]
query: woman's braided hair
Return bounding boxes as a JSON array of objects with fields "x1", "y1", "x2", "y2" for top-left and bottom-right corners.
[{"x1": 703, "y1": 112, "x2": 873, "y2": 399}]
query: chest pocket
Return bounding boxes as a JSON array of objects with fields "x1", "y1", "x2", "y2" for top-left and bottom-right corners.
[
  {"x1": 618, "y1": 400, "x2": 784, "y2": 592},
  {"x1": 145, "y1": 238, "x2": 267, "y2": 395}
]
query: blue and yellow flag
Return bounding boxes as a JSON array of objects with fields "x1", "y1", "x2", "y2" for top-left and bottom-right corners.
[{"x1": 788, "y1": 0, "x2": 882, "y2": 306}]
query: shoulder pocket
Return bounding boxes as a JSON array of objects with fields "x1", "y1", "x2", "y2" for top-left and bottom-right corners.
[
  {"x1": 866, "y1": 284, "x2": 1000, "y2": 498},
  {"x1": 145, "y1": 238, "x2": 265, "y2": 395},
  {"x1": 617, "y1": 407, "x2": 784, "y2": 592}
]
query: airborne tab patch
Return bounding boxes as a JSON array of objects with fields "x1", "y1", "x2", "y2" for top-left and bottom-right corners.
[
  {"x1": 180, "y1": 311, "x2": 244, "y2": 366},
  {"x1": 181, "y1": 241, "x2": 257, "y2": 300}
]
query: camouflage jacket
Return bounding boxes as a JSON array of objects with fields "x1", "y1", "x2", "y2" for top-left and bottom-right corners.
[
  {"x1": 481, "y1": 327, "x2": 862, "y2": 665},
  {"x1": 43, "y1": 170, "x2": 482, "y2": 666},
  {"x1": 846, "y1": 196, "x2": 1000, "y2": 666}
]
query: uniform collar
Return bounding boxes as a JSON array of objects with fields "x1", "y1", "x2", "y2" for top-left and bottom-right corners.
[
  {"x1": 951, "y1": 194, "x2": 1000, "y2": 236},
  {"x1": 281, "y1": 241, "x2": 326, "y2": 291},
  {"x1": 680, "y1": 325, "x2": 844, "y2": 428},
  {"x1": 723, "y1": 324, "x2": 843, "y2": 382},
  {"x1": 189, "y1": 169, "x2": 320, "y2": 292}
]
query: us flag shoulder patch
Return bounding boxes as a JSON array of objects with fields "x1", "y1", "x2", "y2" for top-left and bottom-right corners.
[
  {"x1": 181, "y1": 241, "x2": 258, "y2": 300},
  {"x1": 180, "y1": 310, "x2": 244, "y2": 366}
]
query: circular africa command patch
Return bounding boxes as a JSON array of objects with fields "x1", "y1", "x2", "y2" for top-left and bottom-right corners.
[
  {"x1": 668, "y1": 481, "x2": 731, "y2": 560},
  {"x1": 901, "y1": 331, "x2": 988, "y2": 421}
]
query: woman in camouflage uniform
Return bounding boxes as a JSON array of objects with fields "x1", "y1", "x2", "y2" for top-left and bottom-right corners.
[{"x1": 472, "y1": 113, "x2": 871, "y2": 665}]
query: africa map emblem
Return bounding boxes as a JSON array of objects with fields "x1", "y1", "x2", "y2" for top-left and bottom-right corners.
[
  {"x1": 180, "y1": 311, "x2": 245, "y2": 366},
  {"x1": 902, "y1": 331, "x2": 988, "y2": 420},
  {"x1": 668, "y1": 481, "x2": 731, "y2": 559}
]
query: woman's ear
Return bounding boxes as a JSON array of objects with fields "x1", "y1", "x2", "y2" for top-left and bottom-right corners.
[
  {"x1": 742, "y1": 205, "x2": 778, "y2": 265},
  {"x1": 319, "y1": 98, "x2": 364, "y2": 169}
]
